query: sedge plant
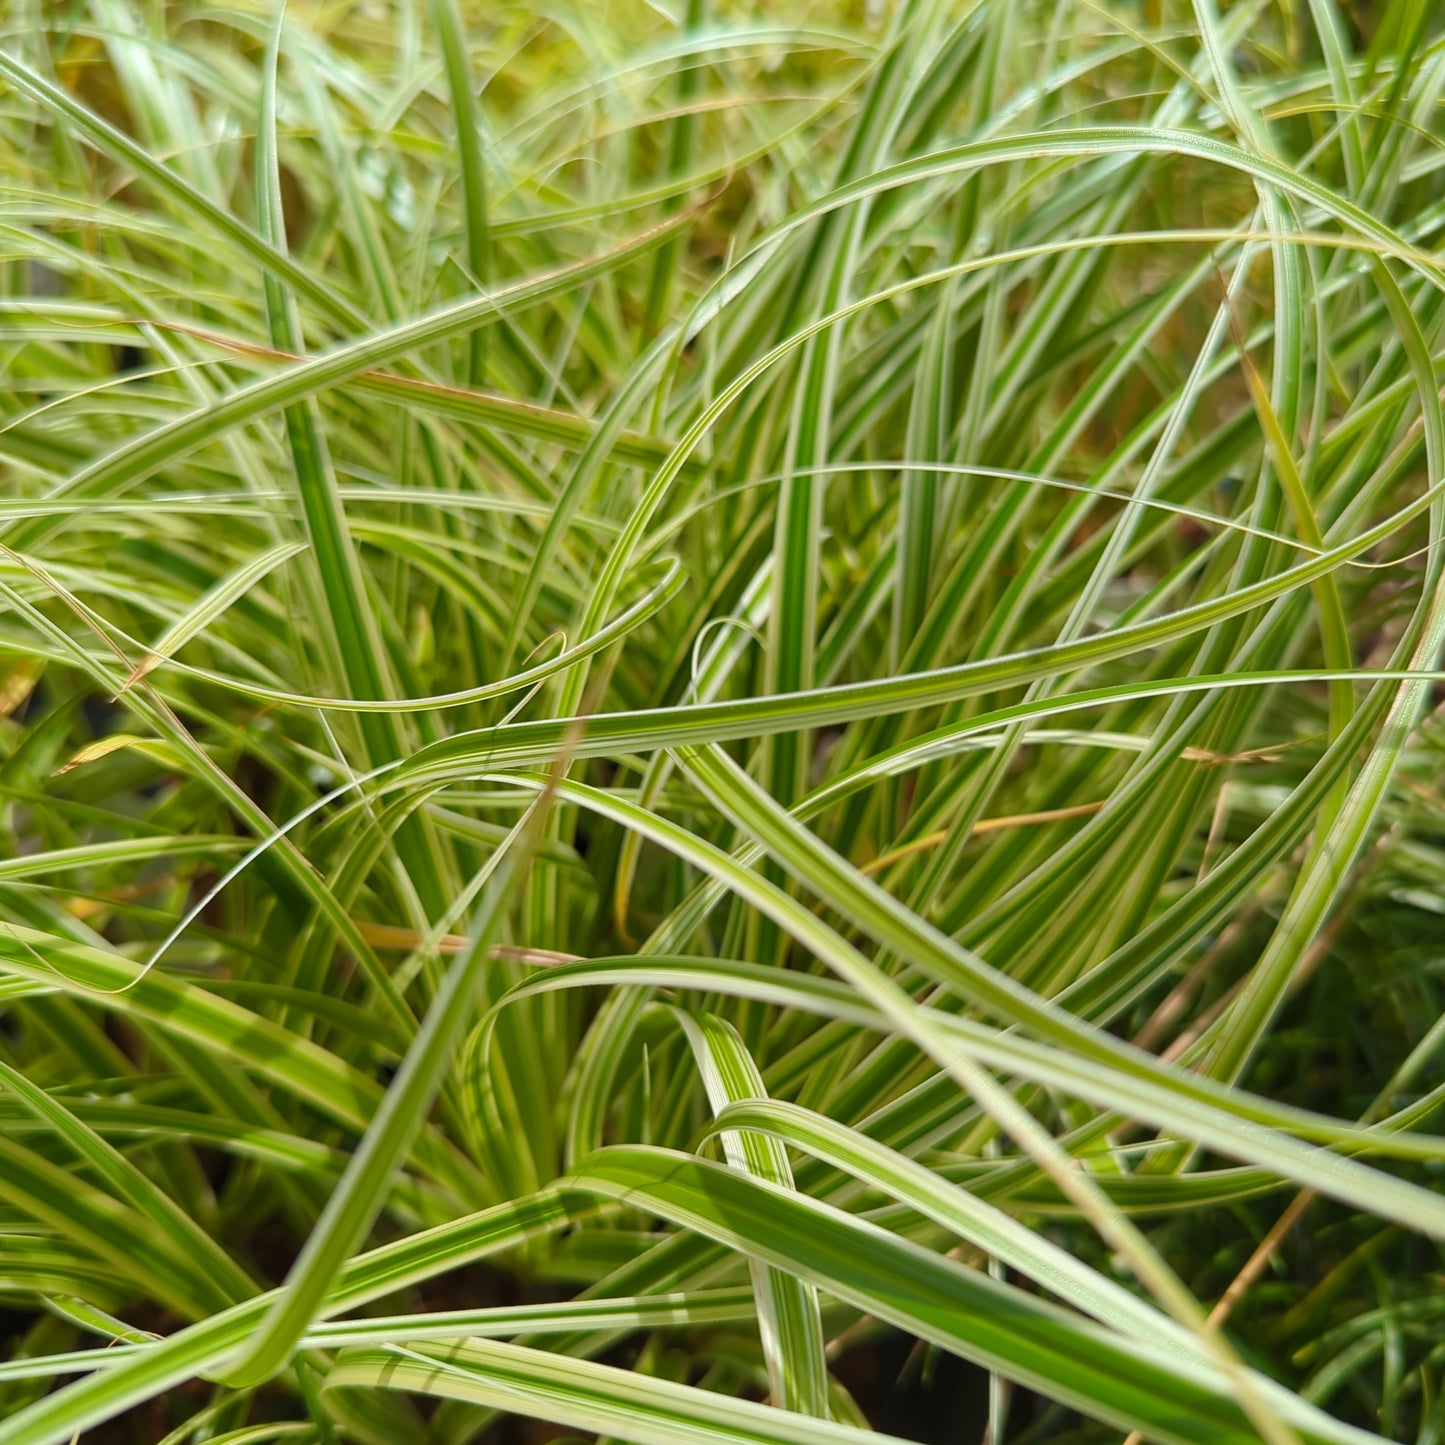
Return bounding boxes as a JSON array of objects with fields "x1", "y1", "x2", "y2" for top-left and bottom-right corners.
[{"x1": 0, "y1": 1, "x2": 1443, "y2": 1442}]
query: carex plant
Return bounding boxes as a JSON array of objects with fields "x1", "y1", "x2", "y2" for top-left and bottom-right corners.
[{"x1": 0, "y1": 0, "x2": 1442, "y2": 1442}]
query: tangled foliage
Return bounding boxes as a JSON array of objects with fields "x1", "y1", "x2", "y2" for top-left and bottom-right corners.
[{"x1": 0, "y1": 2, "x2": 1444, "y2": 1443}]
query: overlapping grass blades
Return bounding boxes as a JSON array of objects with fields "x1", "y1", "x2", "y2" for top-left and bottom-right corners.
[{"x1": 0, "y1": 2, "x2": 1443, "y2": 1443}]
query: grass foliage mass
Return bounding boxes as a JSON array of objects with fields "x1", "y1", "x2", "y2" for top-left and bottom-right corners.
[{"x1": 1, "y1": 0, "x2": 1445, "y2": 1442}]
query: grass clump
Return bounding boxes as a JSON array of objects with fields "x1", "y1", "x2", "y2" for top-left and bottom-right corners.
[{"x1": 0, "y1": 1, "x2": 1444, "y2": 1442}]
